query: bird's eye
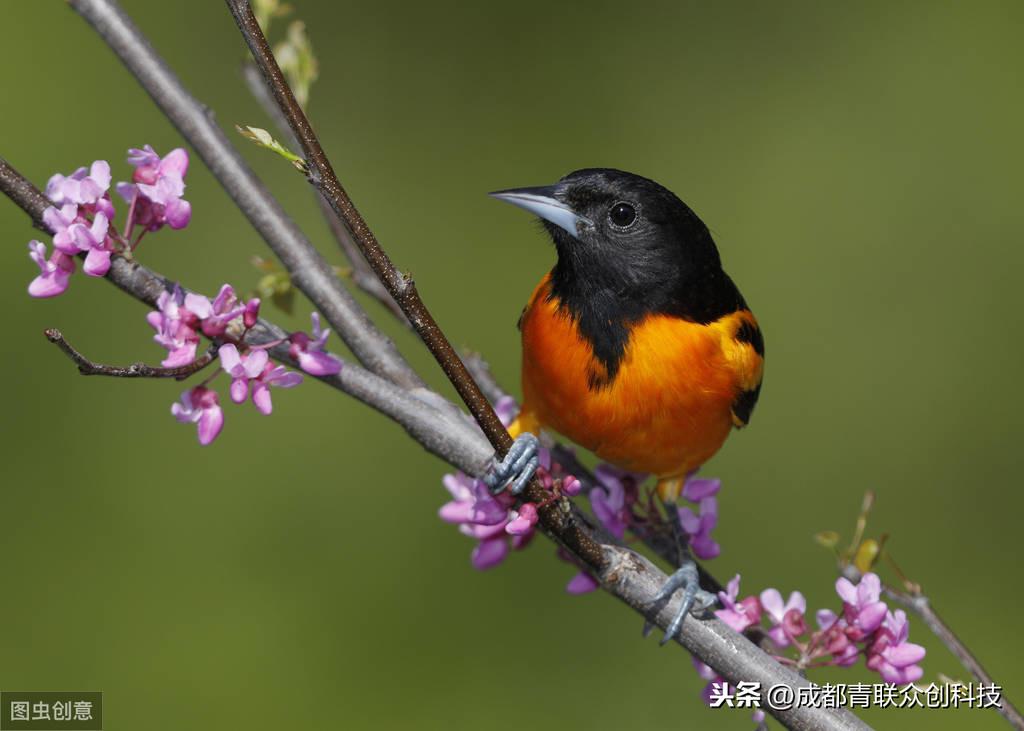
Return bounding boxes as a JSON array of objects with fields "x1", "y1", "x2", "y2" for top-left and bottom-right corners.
[{"x1": 608, "y1": 201, "x2": 637, "y2": 228}]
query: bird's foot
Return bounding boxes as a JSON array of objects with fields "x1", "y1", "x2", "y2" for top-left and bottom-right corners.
[
  {"x1": 483, "y1": 432, "x2": 540, "y2": 496},
  {"x1": 644, "y1": 560, "x2": 717, "y2": 645}
]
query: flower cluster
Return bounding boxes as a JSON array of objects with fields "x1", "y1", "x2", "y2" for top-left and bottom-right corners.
[
  {"x1": 160, "y1": 294, "x2": 340, "y2": 445},
  {"x1": 438, "y1": 396, "x2": 581, "y2": 571},
  {"x1": 28, "y1": 147, "x2": 193, "y2": 298},
  {"x1": 28, "y1": 147, "x2": 345, "y2": 448},
  {"x1": 703, "y1": 572, "x2": 925, "y2": 687}
]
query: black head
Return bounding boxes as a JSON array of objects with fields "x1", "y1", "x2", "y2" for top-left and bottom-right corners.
[{"x1": 490, "y1": 168, "x2": 745, "y2": 326}]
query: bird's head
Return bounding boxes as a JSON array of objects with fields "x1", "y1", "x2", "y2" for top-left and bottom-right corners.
[{"x1": 490, "y1": 168, "x2": 722, "y2": 300}]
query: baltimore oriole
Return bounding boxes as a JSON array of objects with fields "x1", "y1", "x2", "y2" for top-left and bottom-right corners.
[{"x1": 486, "y1": 168, "x2": 764, "y2": 639}]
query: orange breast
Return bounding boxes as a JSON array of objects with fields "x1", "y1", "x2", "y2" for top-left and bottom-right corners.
[{"x1": 518, "y1": 275, "x2": 759, "y2": 478}]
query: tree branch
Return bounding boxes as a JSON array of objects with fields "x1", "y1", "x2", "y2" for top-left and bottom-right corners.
[
  {"x1": 67, "y1": 0, "x2": 422, "y2": 391},
  {"x1": 45, "y1": 328, "x2": 217, "y2": 379}
]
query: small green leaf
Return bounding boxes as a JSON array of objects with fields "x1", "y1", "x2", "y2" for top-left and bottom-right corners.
[{"x1": 236, "y1": 124, "x2": 308, "y2": 173}]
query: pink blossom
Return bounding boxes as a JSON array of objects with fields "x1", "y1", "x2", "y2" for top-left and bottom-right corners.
[
  {"x1": 835, "y1": 573, "x2": 888, "y2": 640},
  {"x1": 42, "y1": 204, "x2": 82, "y2": 254},
  {"x1": 117, "y1": 146, "x2": 192, "y2": 230},
  {"x1": 759, "y1": 588, "x2": 807, "y2": 647},
  {"x1": 715, "y1": 575, "x2": 762, "y2": 633},
  {"x1": 289, "y1": 312, "x2": 342, "y2": 376},
  {"x1": 505, "y1": 502, "x2": 539, "y2": 535},
  {"x1": 188, "y1": 284, "x2": 247, "y2": 337},
  {"x1": 251, "y1": 362, "x2": 303, "y2": 415},
  {"x1": 815, "y1": 609, "x2": 860, "y2": 667},
  {"x1": 678, "y1": 474, "x2": 722, "y2": 559},
  {"x1": 218, "y1": 344, "x2": 268, "y2": 404},
  {"x1": 171, "y1": 386, "x2": 224, "y2": 445},
  {"x1": 590, "y1": 464, "x2": 642, "y2": 539},
  {"x1": 46, "y1": 160, "x2": 111, "y2": 207},
  {"x1": 27, "y1": 241, "x2": 75, "y2": 298},
  {"x1": 565, "y1": 571, "x2": 599, "y2": 594},
  {"x1": 677, "y1": 496, "x2": 720, "y2": 560},
  {"x1": 147, "y1": 286, "x2": 201, "y2": 367},
  {"x1": 561, "y1": 475, "x2": 582, "y2": 496},
  {"x1": 439, "y1": 472, "x2": 508, "y2": 526},
  {"x1": 867, "y1": 609, "x2": 926, "y2": 684},
  {"x1": 69, "y1": 212, "x2": 112, "y2": 277}
]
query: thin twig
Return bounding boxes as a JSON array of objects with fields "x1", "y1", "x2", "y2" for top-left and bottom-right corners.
[
  {"x1": 45, "y1": 328, "x2": 217, "y2": 379},
  {"x1": 240, "y1": 62, "x2": 409, "y2": 326},
  {"x1": 68, "y1": 0, "x2": 422, "y2": 391}
]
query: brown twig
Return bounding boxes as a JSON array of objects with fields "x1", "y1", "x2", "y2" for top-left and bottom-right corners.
[
  {"x1": 225, "y1": 0, "x2": 606, "y2": 569},
  {"x1": 45, "y1": 328, "x2": 218, "y2": 379}
]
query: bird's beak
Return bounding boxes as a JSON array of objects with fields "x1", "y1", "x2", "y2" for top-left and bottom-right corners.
[{"x1": 489, "y1": 185, "x2": 592, "y2": 240}]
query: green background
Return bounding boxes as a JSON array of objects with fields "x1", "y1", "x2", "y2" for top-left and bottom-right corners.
[{"x1": 1, "y1": 1, "x2": 1021, "y2": 729}]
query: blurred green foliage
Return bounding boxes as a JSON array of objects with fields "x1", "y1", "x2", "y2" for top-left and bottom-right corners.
[{"x1": 1, "y1": 1, "x2": 1022, "y2": 729}]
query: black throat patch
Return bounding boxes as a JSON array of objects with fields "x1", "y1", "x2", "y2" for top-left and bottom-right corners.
[{"x1": 547, "y1": 265, "x2": 748, "y2": 389}]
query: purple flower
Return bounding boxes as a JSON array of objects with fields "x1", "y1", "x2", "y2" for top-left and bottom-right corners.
[
  {"x1": 677, "y1": 496, "x2": 720, "y2": 560},
  {"x1": 188, "y1": 284, "x2": 247, "y2": 337},
  {"x1": 439, "y1": 472, "x2": 508, "y2": 526},
  {"x1": 715, "y1": 575, "x2": 762, "y2": 633},
  {"x1": 815, "y1": 609, "x2": 860, "y2": 667},
  {"x1": 42, "y1": 204, "x2": 82, "y2": 254},
  {"x1": 590, "y1": 464, "x2": 642, "y2": 539},
  {"x1": 759, "y1": 588, "x2": 807, "y2": 647},
  {"x1": 677, "y1": 473, "x2": 722, "y2": 560},
  {"x1": 505, "y1": 502, "x2": 539, "y2": 535},
  {"x1": 117, "y1": 146, "x2": 192, "y2": 230},
  {"x1": 27, "y1": 241, "x2": 75, "y2": 298},
  {"x1": 289, "y1": 312, "x2": 342, "y2": 376},
  {"x1": 69, "y1": 212, "x2": 112, "y2": 277},
  {"x1": 561, "y1": 475, "x2": 582, "y2": 496},
  {"x1": 471, "y1": 537, "x2": 509, "y2": 570},
  {"x1": 867, "y1": 610, "x2": 926, "y2": 683},
  {"x1": 251, "y1": 362, "x2": 303, "y2": 415},
  {"x1": 171, "y1": 386, "x2": 224, "y2": 446},
  {"x1": 218, "y1": 344, "x2": 269, "y2": 404},
  {"x1": 566, "y1": 571, "x2": 599, "y2": 594},
  {"x1": 46, "y1": 160, "x2": 111, "y2": 207},
  {"x1": 147, "y1": 286, "x2": 201, "y2": 367},
  {"x1": 835, "y1": 573, "x2": 888, "y2": 640}
]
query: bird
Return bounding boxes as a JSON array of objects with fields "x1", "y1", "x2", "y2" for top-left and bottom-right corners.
[{"x1": 485, "y1": 168, "x2": 764, "y2": 641}]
